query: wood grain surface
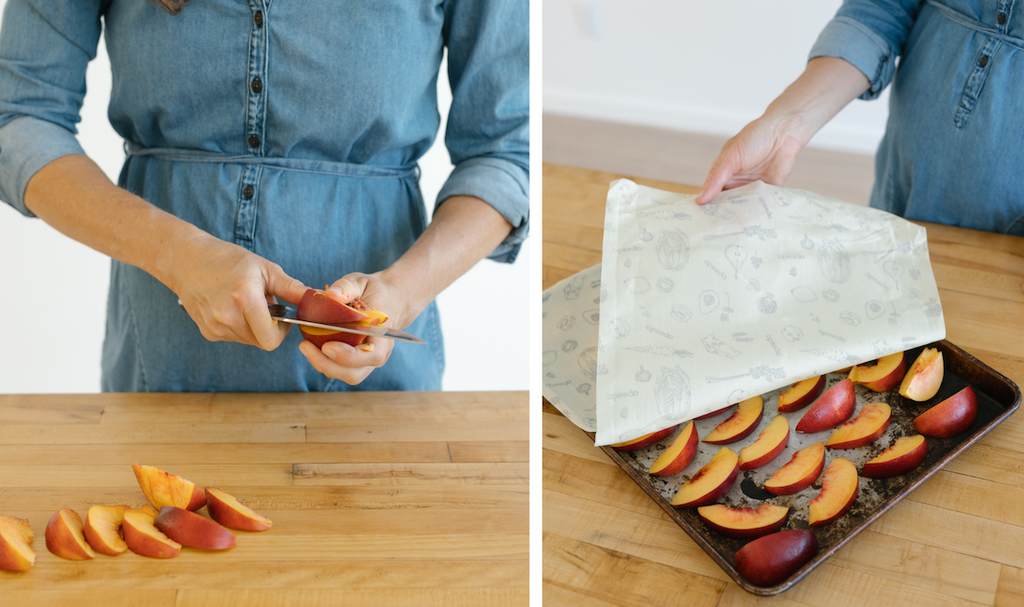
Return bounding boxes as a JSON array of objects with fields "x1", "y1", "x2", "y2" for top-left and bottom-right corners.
[
  {"x1": 542, "y1": 163, "x2": 1024, "y2": 606},
  {"x1": 0, "y1": 391, "x2": 528, "y2": 607}
]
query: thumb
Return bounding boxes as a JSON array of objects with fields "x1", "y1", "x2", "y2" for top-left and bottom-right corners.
[
  {"x1": 267, "y1": 264, "x2": 307, "y2": 306},
  {"x1": 696, "y1": 150, "x2": 740, "y2": 205},
  {"x1": 326, "y1": 277, "x2": 363, "y2": 305}
]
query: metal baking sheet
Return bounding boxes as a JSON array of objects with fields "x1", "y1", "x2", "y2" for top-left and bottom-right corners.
[{"x1": 588, "y1": 340, "x2": 1020, "y2": 595}]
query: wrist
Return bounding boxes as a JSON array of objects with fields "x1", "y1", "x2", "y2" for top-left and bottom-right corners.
[{"x1": 377, "y1": 265, "x2": 433, "y2": 329}]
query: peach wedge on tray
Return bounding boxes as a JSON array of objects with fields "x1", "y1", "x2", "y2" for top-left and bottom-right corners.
[
  {"x1": 670, "y1": 447, "x2": 740, "y2": 508},
  {"x1": 764, "y1": 442, "x2": 826, "y2": 496},
  {"x1": 824, "y1": 402, "x2": 891, "y2": 449},
  {"x1": 610, "y1": 425, "x2": 678, "y2": 452},
  {"x1": 861, "y1": 435, "x2": 928, "y2": 478},
  {"x1": 778, "y1": 375, "x2": 825, "y2": 413},
  {"x1": 809, "y1": 458, "x2": 858, "y2": 527},
  {"x1": 796, "y1": 379, "x2": 856, "y2": 433},
  {"x1": 848, "y1": 351, "x2": 907, "y2": 392},
  {"x1": 697, "y1": 504, "x2": 789, "y2": 540},
  {"x1": 703, "y1": 396, "x2": 764, "y2": 445},
  {"x1": 648, "y1": 421, "x2": 699, "y2": 477}
]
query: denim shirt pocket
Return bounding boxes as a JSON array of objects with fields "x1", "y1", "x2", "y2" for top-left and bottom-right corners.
[{"x1": 953, "y1": 39, "x2": 1003, "y2": 129}]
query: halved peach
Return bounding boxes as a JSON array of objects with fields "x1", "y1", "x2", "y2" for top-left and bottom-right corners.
[
  {"x1": 739, "y1": 416, "x2": 789, "y2": 471},
  {"x1": 610, "y1": 425, "x2": 678, "y2": 452},
  {"x1": 648, "y1": 422, "x2": 699, "y2": 476},
  {"x1": 83, "y1": 505, "x2": 130, "y2": 556},
  {"x1": 298, "y1": 287, "x2": 389, "y2": 348},
  {"x1": 704, "y1": 396, "x2": 764, "y2": 445},
  {"x1": 809, "y1": 458, "x2": 858, "y2": 526},
  {"x1": 0, "y1": 516, "x2": 35, "y2": 572},
  {"x1": 697, "y1": 504, "x2": 789, "y2": 539},
  {"x1": 899, "y1": 348, "x2": 944, "y2": 401},
  {"x1": 764, "y1": 442, "x2": 825, "y2": 496},
  {"x1": 133, "y1": 464, "x2": 207, "y2": 511},
  {"x1": 735, "y1": 530, "x2": 819, "y2": 587},
  {"x1": 914, "y1": 386, "x2": 978, "y2": 439},
  {"x1": 45, "y1": 508, "x2": 96, "y2": 561},
  {"x1": 205, "y1": 488, "x2": 273, "y2": 532},
  {"x1": 670, "y1": 447, "x2": 740, "y2": 508},
  {"x1": 795, "y1": 379, "x2": 855, "y2": 433},
  {"x1": 848, "y1": 352, "x2": 906, "y2": 392},
  {"x1": 861, "y1": 435, "x2": 928, "y2": 478},
  {"x1": 824, "y1": 403, "x2": 891, "y2": 449},
  {"x1": 122, "y1": 507, "x2": 181, "y2": 559},
  {"x1": 778, "y1": 375, "x2": 825, "y2": 413}
]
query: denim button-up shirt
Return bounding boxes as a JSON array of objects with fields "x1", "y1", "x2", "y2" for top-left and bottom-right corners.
[
  {"x1": 811, "y1": 0, "x2": 1024, "y2": 236},
  {"x1": 0, "y1": 0, "x2": 529, "y2": 391}
]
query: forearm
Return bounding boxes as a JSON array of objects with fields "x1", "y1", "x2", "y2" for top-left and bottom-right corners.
[
  {"x1": 380, "y1": 195, "x2": 514, "y2": 322},
  {"x1": 764, "y1": 57, "x2": 871, "y2": 146},
  {"x1": 23, "y1": 154, "x2": 208, "y2": 293}
]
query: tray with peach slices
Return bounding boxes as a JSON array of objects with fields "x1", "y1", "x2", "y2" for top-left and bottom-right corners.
[
  {"x1": 0, "y1": 464, "x2": 273, "y2": 571},
  {"x1": 598, "y1": 340, "x2": 1020, "y2": 596}
]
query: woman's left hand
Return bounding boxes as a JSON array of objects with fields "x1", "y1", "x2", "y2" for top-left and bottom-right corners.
[{"x1": 296, "y1": 271, "x2": 414, "y2": 385}]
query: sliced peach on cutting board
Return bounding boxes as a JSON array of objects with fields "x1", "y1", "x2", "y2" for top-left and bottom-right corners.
[
  {"x1": 610, "y1": 425, "x2": 678, "y2": 452},
  {"x1": 899, "y1": 348, "x2": 944, "y2": 401},
  {"x1": 861, "y1": 435, "x2": 928, "y2": 478},
  {"x1": 154, "y1": 507, "x2": 236, "y2": 550},
  {"x1": 764, "y1": 442, "x2": 825, "y2": 496},
  {"x1": 704, "y1": 396, "x2": 764, "y2": 445},
  {"x1": 648, "y1": 421, "x2": 699, "y2": 476},
  {"x1": 914, "y1": 386, "x2": 978, "y2": 439},
  {"x1": 205, "y1": 488, "x2": 273, "y2": 532},
  {"x1": 83, "y1": 505, "x2": 130, "y2": 556},
  {"x1": 809, "y1": 458, "x2": 858, "y2": 526},
  {"x1": 848, "y1": 351, "x2": 906, "y2": 392},
  {"x1": 133, "y1": 464, "x2": 207, "y2": 511},
  {"x1": 824, "y1": 403, "x2": 891, "y2": 449},
  {"x1": 697, "y1": 503, "x2": 789, "y2": 539},
  {"x1": 45, "y1": 508, "x2": 96, "y2": 561},
  {"x1": 0, "y1": 516, "x2": 35, "y2": 572},
  {"x1": 796, "y1": 379, "x2": 855, "y2": 433},
  {"x1": 670, "y1": 447, "x2": 740, "y2": 508},
  {"x1": 739, "y1": 415, "x2": 789, "y2": 471},
  {"x1": 122, "y1": 507, "x2": 181, "y2": 559},
  {"x1": 778, "y1": 375, "x2": 825, "y2": 413},
  {"x1": 735, "y1": 530, "x2": 819, "y2": 587}
]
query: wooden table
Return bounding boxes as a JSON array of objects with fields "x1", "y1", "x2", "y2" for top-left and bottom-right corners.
[
  {"x1": 542, "y1": 163, "x2": 1024, "y2": 606},
  {"x1": 0, "y1": 391, "x2": 528, "y2": 606}
]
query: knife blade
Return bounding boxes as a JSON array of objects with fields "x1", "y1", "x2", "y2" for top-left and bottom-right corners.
[{"x1": 268, "y1": 304, "x2": 426, "y2": 345}]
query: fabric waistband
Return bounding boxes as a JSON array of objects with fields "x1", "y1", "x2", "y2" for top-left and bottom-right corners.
[
  {"x1": 125, "y1": 143, "x2": 419, "y2": 179},
  {"x1": 927, "y1": 0, "x2": 1024, "y2": 51}
]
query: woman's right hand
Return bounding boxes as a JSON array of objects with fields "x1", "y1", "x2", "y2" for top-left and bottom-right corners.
[{"x1": 172, "y1": 234, "x2": 308, "y2": 351}]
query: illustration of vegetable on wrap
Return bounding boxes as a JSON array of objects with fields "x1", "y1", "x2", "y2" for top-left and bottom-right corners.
[
  {"x1": 654, "y1": 366, "x2": 691, "y2": 418},
  {"x1": 817, "y1": 238, "x2": 851, "y2": 284},
  {"x1": 656, "y1": 229, "x2": 690, "y2": 271}
]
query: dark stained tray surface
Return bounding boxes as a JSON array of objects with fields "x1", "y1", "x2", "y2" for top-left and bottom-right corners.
[{"x1": 589, "y1": 340, "x2": 1021, "y2": 595}]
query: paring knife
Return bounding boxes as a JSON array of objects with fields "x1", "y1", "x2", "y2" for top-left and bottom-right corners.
[{"x1": 268, "y1": 304, "x2": 426, "y2": 345}]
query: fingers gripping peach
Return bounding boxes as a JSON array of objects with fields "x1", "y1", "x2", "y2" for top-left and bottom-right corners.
[{"x1": 297, "y1": 287, "x2": 389, "y2": 348}]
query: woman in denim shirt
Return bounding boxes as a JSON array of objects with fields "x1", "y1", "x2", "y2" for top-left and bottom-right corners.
[
  {"x1": 0, "y1": 0, "x2": 528, "y2": 391},
  {"x1": 697, "y1": 1, "x2": 1024, "y2": 260}
]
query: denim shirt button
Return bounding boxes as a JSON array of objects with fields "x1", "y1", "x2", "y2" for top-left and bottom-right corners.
[
  {"x1": 242, "y1": 185, "x2": 254, "y2": 199},
  {"x1": 980, "y1": 55, "x2": 989, "y2": 67},
  {"x1": 248, "y1": 135, "x2": 260, "y2": 148},
  {"x1": 251, "y1": 77, "x2": 262, "y2": 93},
  {"x1": 997, "y1": 13, "x2": 1007, "y2": 25},
  {"x1": 254, "y1": 11, "x2": 263, "y2": 27}
]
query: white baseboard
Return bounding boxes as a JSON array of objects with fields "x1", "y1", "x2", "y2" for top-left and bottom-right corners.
[{"x1": 544, "y1": 88, "x2": 886, "y2": 156}]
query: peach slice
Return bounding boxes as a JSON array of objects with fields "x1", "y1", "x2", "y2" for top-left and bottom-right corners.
[
  {"x1": 778, "y1": 375, "x2": 825, "y2": 413},
  {"x1": 298, "y1": 287, "x2": 389, "y2": 348},
  {"x1": 610, "y1": 425, "x2": 678, "y2": 452},
  {"x1": 848, "y1": 352, "x2": 906, "y2": 392},
  {"x1": 648, "y1": 422, "x2": 699, "y2": 476},
  {"x1": 735, "y1": 530, "x2": 819, "y2": 587},
  {"x1": 205, "y1": 488, "x2": 273, "y2": 532},
  {"x1": 154, "y1": 507, "x2": 236, "y2": 550},
  {"x1": 45, "y1": 508, "x2": 96, "y2": 561},
  {"x1": 764, "y1": 442, "x2": 825, "y2": 496},
  {"x1": 739, "y1": 415, "x2": 790, "y2": 471},
  {"x1": 695, "y1": 405, "x2": 733, "y2": 420},
  {"x1": 809, "y1": 458, "x2": 858, "y2": 526},
  {"x1": 824, "y1": 403, "x2": 891, "y2": 449},
  {"x1": 83, "y1": 505, "x2": 130, "y2": 556},
  {"x1": 697, "y1": 504, "x2": 789, "y2": 539},
  {"x1": 122, "y1": 507, "x2": 181, "y2": 559},
  {"x1": 704, "y1": 396, "x2": 764, "y2": 445},
  {"x1": 861, "y1": 435, "x2": 928, "y2": 478},
  {"x1": 0, "y1": 516, "x2": 35, "y2": 572},
  {"x1": 899, "y1": 347, "x2": 944, "y2": 401},
  {"x1": 795, "y1": 379, "x2": 855, "y2": 433},
  {"x1": 914, "y1": 386, "x2": 978, "y2": 439},
  {"x1": 669, "y1": 447, "x2": 740, "y2": 508},
  {"x1": 133, "y1": 464, "x2": 207, "y2": 511}
]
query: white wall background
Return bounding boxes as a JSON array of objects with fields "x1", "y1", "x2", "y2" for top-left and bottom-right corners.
[
  {"x1": 544, "y1": 0, "x2": 891, "y2": 155},
  {"x1": 0, "y1": 2, "x2": 529, "y2": 393}
]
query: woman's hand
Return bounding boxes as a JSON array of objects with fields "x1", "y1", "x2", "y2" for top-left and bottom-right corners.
[
  {"x1": 297, "y1": 271, "x2": 410, "y2": 385},
  {"x1": 173, "y1": 234, "x2": 308, "y2": 351}
]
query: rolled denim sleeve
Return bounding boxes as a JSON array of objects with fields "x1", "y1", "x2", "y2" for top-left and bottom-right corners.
[
  {"x1": 809, "y1": 0, "x2": 926, "y2": 100},
  {"x1": 0, "y1": 0, "x2": 105, "y2": 216},
  {"x1": 440, "y1": 0, "x2": 529, "y2": 263}
]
